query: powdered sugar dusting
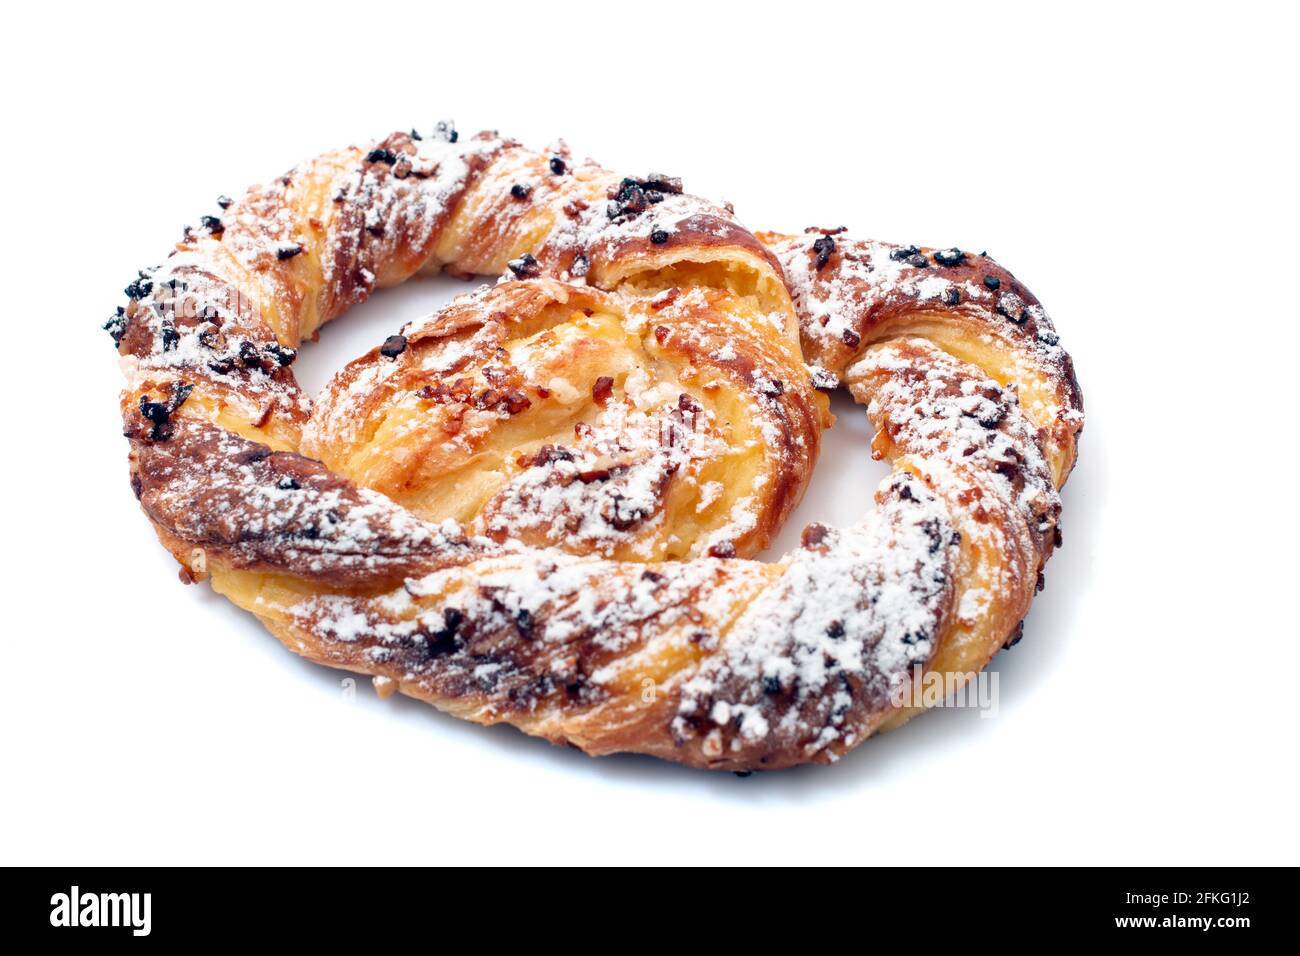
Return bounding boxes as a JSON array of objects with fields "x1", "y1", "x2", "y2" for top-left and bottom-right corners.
[
  {"x1": 849, "y1": 338, "x2": 1059, "y2": 533},
  {"x1": 478, "y1": 394, "x2": 725, "y2": 557},
  {"x1": 674, "y1": 472, "x2": 959, "y2": 759},
  {"x1": 770, "y1": 234, "x2": 1069, "y2": 379},
  {"x1": 132, "y1": 421, "x2": 484, "y2": 582}
]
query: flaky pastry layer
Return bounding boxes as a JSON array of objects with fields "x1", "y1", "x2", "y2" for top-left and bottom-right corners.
[{"x1": 110, "y1": 126, "x2": 1082, "y2": 770}]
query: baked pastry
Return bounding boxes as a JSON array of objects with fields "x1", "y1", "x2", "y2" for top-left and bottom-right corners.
[{"x1": 109, "y1": 125, "x2": 1083, "y2": 770}]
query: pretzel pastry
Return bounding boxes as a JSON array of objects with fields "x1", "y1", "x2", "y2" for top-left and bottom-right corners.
[{"x1": 107, "y1": 125, "x2": 1083, "y2": 770}]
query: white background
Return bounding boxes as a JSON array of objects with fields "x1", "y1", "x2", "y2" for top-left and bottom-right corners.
[{"x1": 1, "y1": 1, "x2": 1296, "y2": 865}]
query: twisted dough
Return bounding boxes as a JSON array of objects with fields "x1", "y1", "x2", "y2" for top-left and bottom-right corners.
[{"x1": 111, "y1": 126, "x2": 1082, "y2": 770}]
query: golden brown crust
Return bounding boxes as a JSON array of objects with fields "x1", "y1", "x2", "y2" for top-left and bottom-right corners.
[
  {"x1": 762, "y1": 230, "x2": 1084, "y2": 486},
  {"x1": 106, "y1": 126, "x2": 1083, "y2": 770},
  {"x1": 128, "y1": 418, "x2": 483, "y2": 587},
  {"x1": 302, "y1": 278, "x2": 824, "y2": 561}
]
